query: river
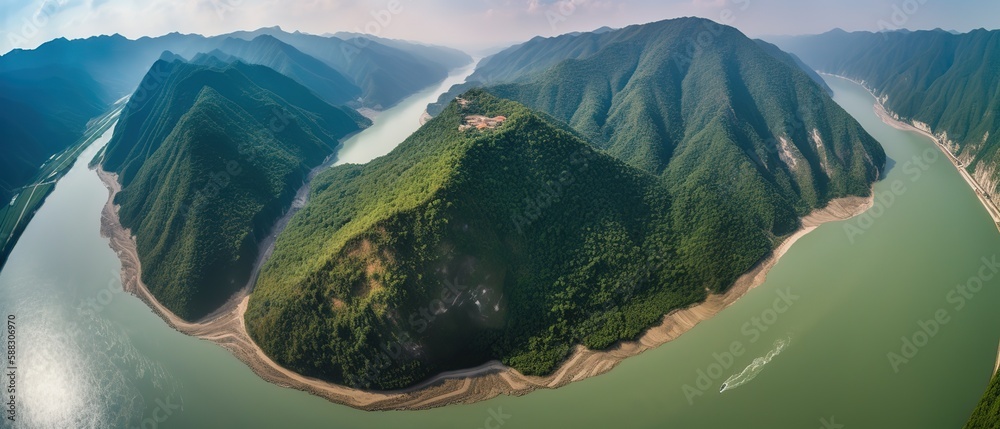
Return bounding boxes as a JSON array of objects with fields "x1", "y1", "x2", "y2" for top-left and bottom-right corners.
[{"x1": 1, "y1": 74, "x2": 998, "y2": 428}]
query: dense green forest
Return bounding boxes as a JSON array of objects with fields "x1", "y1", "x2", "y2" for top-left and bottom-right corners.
[
  {"x1": 966, "y1": 371, "x2": 1000, "y2": 429},
  {"x1": 0, "y1": 66, "x2": 108, "y2": 204},
  {"x1": 101, "y1": 59, "x2": 369, "y2": 320},
  {"x1": 246, "y1": 19, "x2": 884, "y2": 390},
  {"x1": 772, "y1": 29, "x2": 1000, "y2": 200},
  {"x1": 428, "y1": 21, "x2": 828, "y2": 116},
  {"x1": 248, "y1": 90, "x2": 691, "y2": 388}
]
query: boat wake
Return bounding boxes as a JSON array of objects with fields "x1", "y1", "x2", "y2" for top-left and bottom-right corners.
[{"x1": 719, "y1": 337, "x2": 790, "y2": 393}]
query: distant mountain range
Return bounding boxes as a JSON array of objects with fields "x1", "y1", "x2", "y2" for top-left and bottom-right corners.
[
  {"x1": 0, "y1": 27, "x2": 471, "y2": 107},
  {"x1": 244, "y1": 18, "x2": 885, "y2": 390}
]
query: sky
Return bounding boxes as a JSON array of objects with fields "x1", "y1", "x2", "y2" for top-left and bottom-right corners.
[{"x1": 2, "y1": 0, "x2": 1000, "y2": 54}]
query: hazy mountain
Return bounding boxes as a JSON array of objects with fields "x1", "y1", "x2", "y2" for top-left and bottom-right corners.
[
  {"x1": 0, "y1": 27, "x2": 472, "y2": 108},
  {"x1": 101, "y1": 59, "x2": 369, "y2": 319},
  {"x1": 229, "y1": 28, "x2": 472, "y2": 107},
  {"x1": 0, "y1": 66, "x2": 108, "y2": 203},
  {"x1": 212, "y1": 35, "x2": 361, "y2": 105},
  {"x1": 331, "y1": 31, "x2": 471, "y2": 70}
]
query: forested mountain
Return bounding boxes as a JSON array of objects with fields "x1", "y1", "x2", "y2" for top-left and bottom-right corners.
[
  {"x1": 966, "y1": 371, "x2": 1000, "y2": 429},
  {"x1": 751, "y1": 39, "x2": 832, "y2": 94},
  {"x1": 771, "y1": 29, "x2": 1000, "y2": 203},
  {"x1": 210, "y1": 35, "x2": 361, "y2": 105},
  {"x1": 438, "y1": 18, "x2": 882, "y2": 211},
  {"x1": 100, "y1": 59, "x2": 369, "y2": 320},
  {"x1": 0, "y1": 66, "x2": 109, "y2": 203},
  {"x1": 0, "y1": 27, "x2": 469, "y2": 193},
  {"x1": 245, "y1": 19, "x2": 885, "y2": 390},
  {"x1": 247, "y1": 90, "x2": 683, "y2": 389},
  {"x1": 430, "y1": 21, "x2": 829, "y2": 115},
  {"x1": 0, "y1": 27, "x2": 468, "y2": 272}
]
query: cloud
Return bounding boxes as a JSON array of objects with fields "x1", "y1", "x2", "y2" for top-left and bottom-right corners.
[{"x1": 2, "y1": 0, "x2": 999, "y2": 55}]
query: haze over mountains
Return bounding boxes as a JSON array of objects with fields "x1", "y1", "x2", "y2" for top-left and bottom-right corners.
[{"x1": 0, "y1": 66, "x2": 109, "y2": 204}]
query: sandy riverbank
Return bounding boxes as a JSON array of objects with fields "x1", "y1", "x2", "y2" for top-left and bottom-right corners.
[
  {"x1": 97, "y1": 158, "x2": 874, "y2": 410},
  {"x1": 994, "y1": 341, "x2": 1000, "y2": 377},
  {"x1": 356, "y1": 108, "x2": 381, "y2": 121}
]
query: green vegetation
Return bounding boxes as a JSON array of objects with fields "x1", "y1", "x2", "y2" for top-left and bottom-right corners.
[
  {"x1": 773, "y1": 31, "x2": 1000, "y2": 426},
  {"x1": 773, "y1": 29, "x2": 1000, "y2": 198},
  {"x1": 246, "y1": 18, "x2": 884, "y2": 390},
  {"x1": 967, "y1": 370, "x2": 1000, "y2": 429},
  {"x1": 248, "y1": 90, "x2": 690, "y2": 388},
  {"x1": 101, "y1": 59, "x2": 369, "y2": 320}
]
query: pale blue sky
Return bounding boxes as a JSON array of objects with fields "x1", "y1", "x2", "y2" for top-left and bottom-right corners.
[{"x1": 2, "y1": 0, "x2": 999, "y2": 54}]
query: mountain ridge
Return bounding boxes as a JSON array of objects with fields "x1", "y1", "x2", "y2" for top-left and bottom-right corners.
[{"x1": 101, "y1": 59, "x2": 369, "y2": 319}]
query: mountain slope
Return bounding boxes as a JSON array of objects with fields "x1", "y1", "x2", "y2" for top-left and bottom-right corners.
[
  {"x1": 248, "y1": 90, "x2": 688, "y2": 389},
  {"x1": 966, "y1": 371, "x2": 1000, "y2": 429},
  {"x1": 771, "y1": 29, "x2": 1000, "y2": 204},
  {"x1": 752, "y1": 39, "x2": 832, "y2": 94},
  {"x1": 0, "y1": 66, "x2": 108, "y2": 202},
  {"x1": 431, "y1": 24, "x2": 830, "y2": 113},
  {"x1": 246, "y1": 23, "x2": 884, "y2": 387},
  {"x1": 101, "y1": 60, "x2": 369, "y2": 320},
  {"x1": 211, "y1": 35, "x2": 361, "y2": 105},
  {"x1": 467, "y1": 19, "x2": 883, "y2": 219}
]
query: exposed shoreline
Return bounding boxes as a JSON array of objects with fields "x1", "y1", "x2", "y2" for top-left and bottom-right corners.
[
  {"x1": 419, "y1": 110, "x2": 432, "y2": 126},
  {"x1": 97, "y1": 159, "x2": 873, "y2": 410},
  {"x1": 994, "y1": 340, "x2": 1000, "y2": 377},
  {"x1": 824, "y1": 73, "x2": 1000, "y2": 233}
]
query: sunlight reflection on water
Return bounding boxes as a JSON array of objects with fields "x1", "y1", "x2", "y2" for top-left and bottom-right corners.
[{"x1": 13, "y1": 276, "x2": 178, "y2": 429}]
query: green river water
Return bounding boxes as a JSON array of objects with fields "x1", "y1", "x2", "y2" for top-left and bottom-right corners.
[{"x1": 1, "y1": 75, "x2": 998, "y2": 429}]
